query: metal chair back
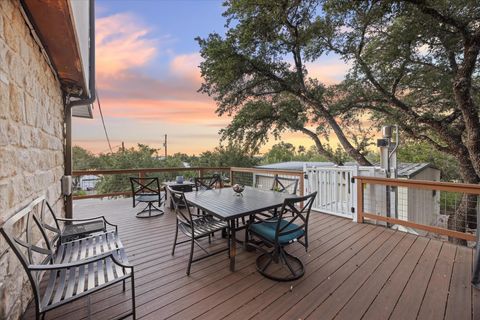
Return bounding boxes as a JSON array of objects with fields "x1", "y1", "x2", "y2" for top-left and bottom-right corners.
[
  {"x1": 272, "y1": 175, "x2": 299, "y2": 194},
  {"x1": 274, "y1": 192, "x2": 317, "y2": 244},
  {"x1": 194, "y1": 174, "x2": 222, "y2": 190},
  {"x1": 130, "y1": 177, "x2": 161, "y2": 207},
  {"x1": 168, "y1": 186, "x2": 194, "y2": 228},
  {"x1": 0, "y1": 196, "x2": 55, "y2": 309},
  {"x1": 254, "y1": 174, "x2": 299, "y2": 194}
]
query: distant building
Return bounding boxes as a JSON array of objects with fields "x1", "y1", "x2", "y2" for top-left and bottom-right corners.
[{"x1": 79, "y1": 175, "x2": 100, "y2": 191}]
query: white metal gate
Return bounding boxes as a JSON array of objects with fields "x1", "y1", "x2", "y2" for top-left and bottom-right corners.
[{"x1": 304, "y1": 166, "x2": 379, "y2": 221}]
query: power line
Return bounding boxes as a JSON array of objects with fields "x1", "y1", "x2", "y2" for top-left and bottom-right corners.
[{"x1": 96, "y1": 89, "x2": 113, "y2": 153}]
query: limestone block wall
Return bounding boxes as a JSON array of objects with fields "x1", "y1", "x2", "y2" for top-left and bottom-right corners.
[{"x1": 0, "y1": 0, "x2": 66, "y2": 318}]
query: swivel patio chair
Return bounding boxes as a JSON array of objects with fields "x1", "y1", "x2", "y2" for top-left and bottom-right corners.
[
  {"x1": 247, "y1": 191, "x2": 317, "y2": 281},
  {"x1": 0, "y1": 197, "x2": 135, "y2": 320},
  {"x1": 168, "y1": 187, "x2": 229, "y2": 275},
  {"x1": 194, "y1": 174, "x2": 222, "y2": 191},
  {"x1": 130, "y1": 177, "x2": 165, "y2": 218}
]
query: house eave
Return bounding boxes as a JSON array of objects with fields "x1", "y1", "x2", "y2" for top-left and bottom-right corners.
[{"x1": 20, "y1": 0, "x2": 92, "y2": 114}]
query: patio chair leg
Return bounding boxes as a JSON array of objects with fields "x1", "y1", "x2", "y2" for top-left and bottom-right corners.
[
  {"x1": 122, "y1": 267, "x2": 126, "y2": 291},
  {"x1": 131, "y1": 271, "x2": 137, "y2": 320},
  {"x1": 172, "y1": 223, "x2": 179, "y2": 255},
  {"x1": 187, "y1": 238, "x2": 195, "y2": 275},
  {"x1": 208, "y1": 233, "x2": 211, "y2": 244}
]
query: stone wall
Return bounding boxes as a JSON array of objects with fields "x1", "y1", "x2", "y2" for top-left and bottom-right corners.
[{"x1": 0, "y1": 0, "x2": 65, "y2": 318}]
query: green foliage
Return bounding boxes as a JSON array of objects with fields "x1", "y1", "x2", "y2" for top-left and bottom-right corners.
[
  {"x1": 73, "y1": 190, "x2": 87, "y2": 196},
  {"x1": 73, "y1": 144, "x2": 259, "y2": 194},
  {"x1": 72, "y1": 146, "x2": 97, "y2": 170},
  {"x1": 94, "y1": 144, "x2": 163, "y2": 194},
  {"x1": 94, "y1": 144, "x2": 161, "y2": 170},
  {"x1": 192, "y1": 144, "x2": 259, "y2": 168},
  {"x1": 261, "y1": 142, "x2": 350, "y2": 164},
  {"x1": 262, "y1": 142, "x2": 297, "y2": 164}
]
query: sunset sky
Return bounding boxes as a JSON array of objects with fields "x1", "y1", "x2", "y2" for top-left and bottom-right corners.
[{"x1": 73, "y1": 0, "x2": 350, "y2": 155}]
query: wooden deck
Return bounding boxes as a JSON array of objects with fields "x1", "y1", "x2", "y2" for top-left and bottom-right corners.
[{"x1": 23, "y1": 198, "x2": 479, "y2": 320}]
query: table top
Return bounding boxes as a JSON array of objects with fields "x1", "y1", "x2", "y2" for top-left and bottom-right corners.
[
  {"x1": 162, "y1": 180, "x2": 196, "y2": 186},
  {"x1": 184, "y1": 186, "x2": 296, "y2": 220}
]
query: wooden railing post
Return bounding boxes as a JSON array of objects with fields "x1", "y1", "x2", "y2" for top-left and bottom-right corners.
[
  {"x1": 229, "y1": 168, "x2": 234, "y2": 186},
  {"x1": 299, "y1": 172, "x2": 304, "y2": 196},
  {"x1": 356, "y1": 178, "x2": 364, "y2": 223}
]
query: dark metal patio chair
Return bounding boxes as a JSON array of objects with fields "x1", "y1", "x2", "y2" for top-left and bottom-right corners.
[
  {"x1": 255, "y1": 175, "x2": 300, "y2": 220},
  {"x1": 254, "y1": 174, "x2": 299, "y2": 194},
  {"x1": 130, "y1": 177, "x2": 165, "y2": 218},
  {"x1": 0, "y1": 197, "x2": 135, "y2": 320},
  {"x1": 194, "y1": 174, "x2": 222, "y2": 191},
  {"x1": 39, "y1": 197, "x2": 118, "y2": 244},
  {"x1": 168, "y1": 187, "x2": 229, "y2": 275},
  {"x1": 247, "y1": 191, "x2": 317, "y2": 281},
  {"x1": 272, "y1": 174, "x2": 299, "y2": 195}
]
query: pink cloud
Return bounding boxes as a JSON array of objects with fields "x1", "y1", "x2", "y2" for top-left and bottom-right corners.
[
  {"x1": 169, "y1": 53, "x2": 203, "y2": 84},
  {"x1": 305, "y1": 60, "x2": 351, "y2": 85},
  {"x1": 99, "y1": 98, "x2": 225, "y2": 123},
  {"x1": 96, "y1": 13, "x2": 157, "y2": 78}
]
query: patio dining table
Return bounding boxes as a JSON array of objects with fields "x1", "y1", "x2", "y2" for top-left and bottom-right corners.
[{"x1": 184, "y1": 186, "x2": 295, "y2": 271}]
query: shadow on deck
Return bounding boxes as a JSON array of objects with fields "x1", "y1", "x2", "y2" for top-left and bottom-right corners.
[{"x1": 23, "y1": 198, "x2": 479, "y2": 320}]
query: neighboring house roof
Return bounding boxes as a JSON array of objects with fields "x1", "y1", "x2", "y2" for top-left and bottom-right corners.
[
  {"x1": 396, "y1": 162, "x2": 433, "y2": 178},
  {"x1": 256, "y1": 161, "x2": 437, "y2": 178},
  {"x1": 256, "y1": 161, "x2": 356, "y2": 171}
]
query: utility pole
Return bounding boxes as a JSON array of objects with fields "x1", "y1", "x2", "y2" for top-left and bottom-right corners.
[
  {"x1": 121, "y1": 141, "x2": 125, "y2": 152},
  {"x1": 164, "y1": 134, "x2": 167, "y2": 158}
]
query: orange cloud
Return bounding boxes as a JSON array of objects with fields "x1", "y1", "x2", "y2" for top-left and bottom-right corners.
[
  {"x1": 169, "y1": 53, "x2": 203, "y2": 84},
  {"x1": 99, "y1": 98, "x2": 225, "y2": 123},
  {"x1": 96, "y1": 13, "x2": 157, "y2": 78}
]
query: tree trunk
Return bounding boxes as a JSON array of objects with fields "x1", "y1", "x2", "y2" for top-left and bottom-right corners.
[
  {"x1": 448, "y1": 150, "x2": 479, "y2": 245},
  {"x1": 309, "y1": 100, "x2": 372, "y2": 166}
]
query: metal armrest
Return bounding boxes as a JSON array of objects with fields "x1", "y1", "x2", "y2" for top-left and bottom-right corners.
[
  {"x1": 56, "y1": 216, "x2": 118, "y2": 232},
  {"x1": 252, "y1": 215, "x2": 278, "y2": 224},
  {"x1": 29, "y1": 252, "x2": 132, "y2": 270}
]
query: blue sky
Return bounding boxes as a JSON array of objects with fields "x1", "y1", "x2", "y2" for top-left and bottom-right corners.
[{"x1": 97, "y1": 0, "x2": 226, "y2": 69}]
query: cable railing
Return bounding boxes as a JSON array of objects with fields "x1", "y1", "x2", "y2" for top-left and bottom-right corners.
[
  {"x1": 72, "y1": 167, "x2": 306, "y2": 200},
  {"x1": 230, "y1": 167, "x2": 304, "y2": 196},
  {"x1": 72, "y1": 167, "x2": 231, "y2": 199},
  {"x1": 354, "y1": 176, "x2": 479, "y2": 243}
]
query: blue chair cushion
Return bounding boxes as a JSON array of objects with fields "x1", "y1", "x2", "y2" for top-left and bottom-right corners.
[
  {"x1": 249, "y1": 219, "x2": 304, "y2": 244},
  {"x1": 136, "y1": 194, "x2": 161, "y2": 202}
]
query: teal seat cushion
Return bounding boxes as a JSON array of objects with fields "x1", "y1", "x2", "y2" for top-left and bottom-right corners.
[{"x1": 249, "y1": 219, "x2": 304, "y2": 244}]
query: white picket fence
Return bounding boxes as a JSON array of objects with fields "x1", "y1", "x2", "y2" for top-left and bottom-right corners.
[{"x1": 304, "y1": 165, "x2": 380, "y2": 221}]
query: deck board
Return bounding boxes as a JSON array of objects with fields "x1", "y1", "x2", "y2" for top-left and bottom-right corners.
[
  {"x1": 388, "y1": 240, "x2": 442, "y2": 320},
  {"x1": 21, "y1": 197, "x2": 478, "y2": 320}
]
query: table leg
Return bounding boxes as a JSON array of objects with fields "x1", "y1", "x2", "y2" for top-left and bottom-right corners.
[{"x1": 229, "y1": 220, "x2": 236, "y2": 271}]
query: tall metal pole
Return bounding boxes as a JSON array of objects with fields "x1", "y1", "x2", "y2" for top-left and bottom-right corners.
[
  {"x1": 65, "y1": 105, "x2": 73, "y2": 219},
  {"x1": 164, "y1": 134, "x2": 167, "y2": 158}
]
